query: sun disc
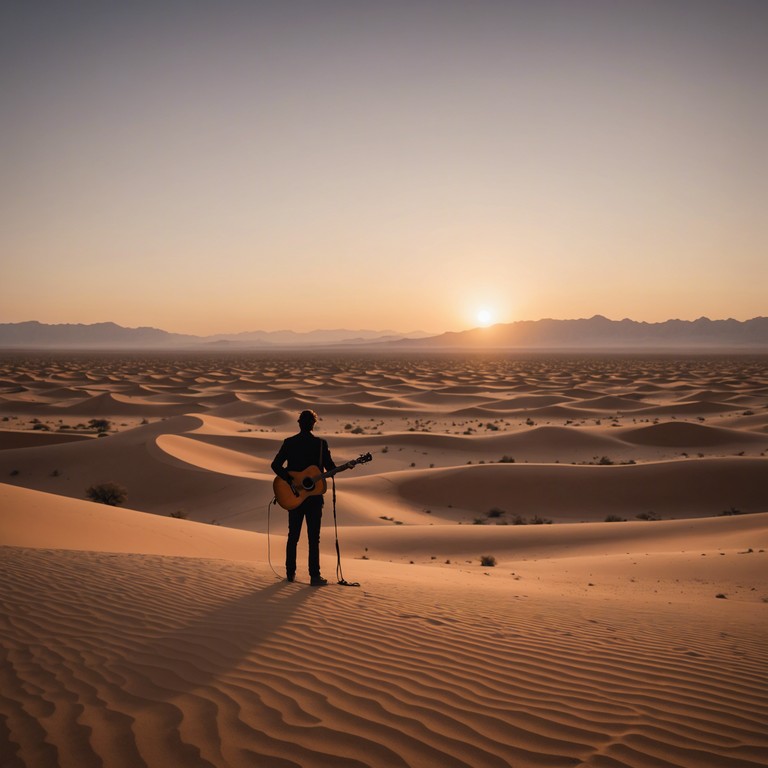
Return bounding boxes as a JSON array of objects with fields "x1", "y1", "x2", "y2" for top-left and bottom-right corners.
[{"x1": 477, "y1": 309, "x2": 492, "y2": 326}]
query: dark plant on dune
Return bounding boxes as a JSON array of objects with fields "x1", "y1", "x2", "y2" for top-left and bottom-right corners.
[
  {"x1": 86, "y1": 482, "x2": 127, "y2": 506},
  {"x1": 480, "y1": 555, "x2": 497, "y2": 567}
]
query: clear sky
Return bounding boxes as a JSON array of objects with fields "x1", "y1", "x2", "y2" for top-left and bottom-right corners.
[{"x1": 2, "y1": 0, "x2": 766, "y2": 335}]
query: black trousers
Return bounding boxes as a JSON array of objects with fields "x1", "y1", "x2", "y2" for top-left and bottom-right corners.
[{"x1": 286, "y1": 496, "x2": 323, "y2": 578}]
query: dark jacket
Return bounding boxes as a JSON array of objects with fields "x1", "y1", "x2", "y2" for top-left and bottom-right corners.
[{"x1": 271, "y1": 430, "x2": 336, "y2": 485}]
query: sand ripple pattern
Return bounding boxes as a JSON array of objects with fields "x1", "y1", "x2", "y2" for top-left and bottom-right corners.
[{"x1": 2, "y1": 547, "x2": 767, "y2": 768}]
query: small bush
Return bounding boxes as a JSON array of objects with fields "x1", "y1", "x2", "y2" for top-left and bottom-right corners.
[
  {"x1": 487, "y1": 507, "x2": 505, "y2": 518},
  {"x1": 480, "y1": 555, "x2": 497, "y2": 567},
  {"x1": 604, "y1": 514, "x2": 626, "y2": 522},
  {"x1": 718, "y1": 507, "x2": 742, "y2": 516},
  {"x1": 169, "y1": 510, "x2": 188, "y2": 519},
  {"x1": 86, "y1": 482, "x2": 127, "y2": 506},
  {"x1": 498, "y1": 455, "x2": 515, "y2": 463},
  {"x1": 88, "y1": 418, "x2": 112, "y2": 433}
]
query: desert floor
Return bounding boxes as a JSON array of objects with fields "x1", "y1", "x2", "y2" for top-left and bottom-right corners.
[{"x1": 1, "y1": 350, "x2": 767, "y2": 767}]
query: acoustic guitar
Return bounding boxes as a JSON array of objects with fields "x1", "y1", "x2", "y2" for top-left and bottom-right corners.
[{"x1": 273, "y1": 453, "x2": 373, "y2": 510}]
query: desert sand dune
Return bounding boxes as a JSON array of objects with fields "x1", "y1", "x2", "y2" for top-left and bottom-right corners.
[
  {"x1": 634, "y1": 400, "x2": 744, "y2": 416},
  {"x1": 0, "y1": 429, "x2": 93, "y2": 450},
  {"x1": 1, "y1": 351, "x2": 767, "y2": 768},
  {"x1": 619, "y1": 421, "x2": 768, "y2": 447},
  {"x1": 386, "y1": 458, "x2": 768, "y2": 522}
]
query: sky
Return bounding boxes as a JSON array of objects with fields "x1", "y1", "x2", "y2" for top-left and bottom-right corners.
[{"x1": 1, "y1": 0, "x2": 766, "y2": 335}]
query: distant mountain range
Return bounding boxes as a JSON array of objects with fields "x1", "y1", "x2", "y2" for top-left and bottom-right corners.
[
  {"x1": 0, "y1": 322, "x2": 429, "y2": 349},
  {"x1": 398, "y1": 315, "x2": 768, "y2": 350},
  {"x1": 0, "y1": 317, "x2": 766, "y2": 350}
]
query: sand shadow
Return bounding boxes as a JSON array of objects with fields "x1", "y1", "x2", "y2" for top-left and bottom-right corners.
[{"x1": 126, "y1": 576, "x2": 319, "y2": 699}]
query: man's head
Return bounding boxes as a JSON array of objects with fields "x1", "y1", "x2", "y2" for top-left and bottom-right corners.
[{"x1": 298, "y1": 409, "x2": 318, "y2": 431}]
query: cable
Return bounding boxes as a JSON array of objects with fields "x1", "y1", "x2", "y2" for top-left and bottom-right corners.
[
  {"x1": 332, "y1": 475, "x2": 360, "y2": 587},
  {"x1": 266, "y1": 497, "x2": 283, "y2": 580}
]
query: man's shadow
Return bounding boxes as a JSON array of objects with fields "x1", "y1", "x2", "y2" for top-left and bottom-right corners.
[{"x1": 126, "y1": 576, "x2": 317, "y2": 699}]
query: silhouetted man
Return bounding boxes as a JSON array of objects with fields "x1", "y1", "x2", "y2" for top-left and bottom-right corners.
[{"x1": 271, "y1": 409, "x2": 335, "y2": 585}]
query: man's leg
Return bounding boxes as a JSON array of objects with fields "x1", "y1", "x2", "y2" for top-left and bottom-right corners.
[
  {"x1": 305, "y1": 499, "x2": 323, "y2": 580},
  {"x1": 285, "y1": 508, "x2": 303, "y2": 581}
]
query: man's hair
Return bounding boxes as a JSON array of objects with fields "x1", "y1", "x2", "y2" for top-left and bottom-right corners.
[{"x1": 298, "y1": 409, "x2": 318, "y2": 429}]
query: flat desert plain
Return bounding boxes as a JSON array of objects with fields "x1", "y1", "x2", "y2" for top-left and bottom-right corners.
[{"x1": 1, "y1": 351, "x2": 767, "y2": 768}]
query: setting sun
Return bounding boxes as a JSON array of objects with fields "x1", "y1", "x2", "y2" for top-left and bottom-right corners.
[{"x1": 477, "y1": 309, "x2": 493, "y2": 327}]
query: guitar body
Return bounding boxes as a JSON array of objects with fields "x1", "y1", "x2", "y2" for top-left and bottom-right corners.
[
  {"x1": 272, "y1": 453, "x2": 372, "y2": 511},
  {"x1": 273, "y1": 466, "x2": 327, "y2": 511}
]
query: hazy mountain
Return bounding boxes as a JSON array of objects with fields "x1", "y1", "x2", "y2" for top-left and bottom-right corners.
[
  {"x1": 0, "y1": 321, "x2": 198, "y2": 348},
  {"x1": 391, "y1": 316, "x2": 768, "y2": 350},
  {"x1": 2, "y1": 317, "x2": 766, "y2": 350},
  {"x1": 0, "y1": 321, "x2": 427, "y2": 349},
  {"x1": 205, "y1": 329, "x2": 430, "y2": 346}
]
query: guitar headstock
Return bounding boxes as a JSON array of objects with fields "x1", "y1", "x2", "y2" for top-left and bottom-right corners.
[{"x1": 353, "y1": 452, "x2": 373, "y2": 465}]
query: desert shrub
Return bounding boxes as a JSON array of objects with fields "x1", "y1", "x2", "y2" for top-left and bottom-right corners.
[
  {"x1": 88, "y1": 418, "x2": 112, "y2": 433},
  {"x1": 480, "y1": 555, "x2": 497, "y2": 567},
  {"x1": 598, "y1": 456, "x2": 615, "y2": 465},
  {"x1": 170, "y1": 510, "x2": 188, "y2": 519},
  {"x1": 473, "y1": 517, "x2": 486, "y2": 525},
  {"x1": 487, "y1": 507, "x2": 505, "y2": 518},
  {"x1": 717, "y1": 507, "x2": 742, "y2": 516},
  {"x1": 604, "y1": 514, "x2": 626, "y2": 522},
  {"x1": 530, "y1": 514, "x2": 552, "y2": 525},
  {"x1": 32, "y1": 422, "x2": 50, "y2": 431},
  {"x1": 351, "y1": 426, "x2": 364, "y2": 434},
  {"x1": 86, "y1": 482, "x2": 127, "y2": 506},
  {"x1": 498, "y1": 455, "x2": 515, "y2": 463},
  {"x1": 636, "y1": 512, "x2": 660, "y2": 521}
]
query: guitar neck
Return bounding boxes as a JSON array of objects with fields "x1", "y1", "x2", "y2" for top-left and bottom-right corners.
[{"x1": 320, "y1": 461, "x2": 355, "y2": 480}]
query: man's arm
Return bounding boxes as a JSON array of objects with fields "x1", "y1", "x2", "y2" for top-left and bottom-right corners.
[
  {"x1": 270, "y1": 442, "x2": 294, "y2": 485},
  {"x1": 321, "y1": 439, "x2": 336, "y2": 472}
]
